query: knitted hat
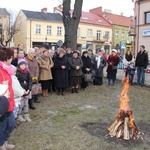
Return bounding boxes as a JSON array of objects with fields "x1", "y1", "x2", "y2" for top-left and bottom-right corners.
[
  {"x1": 0, "y1": 84, "x2": 8, "y2": 95},
  {"x1": 18, "y1": 58, "x2": 27, "y2": 67},
  {"x1": 130, "y1": 61, "x2": 134, "y2": 65},
  {"x1": 112, "y1": 49, "x2": 117, "y2": 53},
  {"x1": 0, "y1": 96, "x2": 9, "y2": 116}
]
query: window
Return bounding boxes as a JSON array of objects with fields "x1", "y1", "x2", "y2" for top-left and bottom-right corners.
[
  {"x1": 122, "y1": 32, "x2": 125, "y2": 40},
  {"x1": 47, "y1": 25, "x2": 51, "y2": 35},
  {"x1": 77, "y1": 28, "x2": 80, "y2": 37},
  {"x1": 87, "y1": 29, "x2": 92, "y2": 37},
  {"x1": 36, "y1": 24, "x2": 41, "y2": 34},
  {"x1": 97, "y1": 30, "x2": 101, "y2": 40},
  {"x1": 57, "y1": 26, "x2": 62, "y2": 35},
  {"x1": 115, "y1": 31, "x2": 119, "y2": 39},
  {"x1": 0, "y1": 24, "x2": 2, "y2": 34},
  {"x1": 104, "y1": 31, "x2": 109, "y2": 39},
  {"x1": 145, "y1": 12, "x2": 150, "y2": 24}
]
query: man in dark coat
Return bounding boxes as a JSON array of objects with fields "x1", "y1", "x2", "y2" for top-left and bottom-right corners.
[{"x1": 135, "y1": 45, "x2": 149, "y2": 86}]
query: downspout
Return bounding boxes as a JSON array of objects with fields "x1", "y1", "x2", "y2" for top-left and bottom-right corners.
[
  {"x1": 137, "y1": 1, "x2": 140, "y2": 53},
  {"x1": 30, "y1": 20, "x2": 32, "y2": 48}
]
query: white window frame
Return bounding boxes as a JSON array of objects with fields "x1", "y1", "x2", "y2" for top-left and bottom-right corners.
[
  {"x1": 47, "y1": 25, "x2": 52, "y2": 35},
  {"x1": 97, "y1": 30, "x2": 101, "y2": 40},
  {"x1": 115, "y1": 31, "x2": 119, "y2": 39},
  {"x1": 145, "y1": 11, "x2": 150, "y2": 24},
  {"x1": 122, "y1": 32, "x2": 125, "y2": 40},
  {"x1": 77, "y1": 28, "x2": 80, "y2": 37},
  {"x1": 36, "y1": 24, "x2": 41, "y2": 34},
  {"x1": 57, "y1": 26, "x2": 62, "y2": 35},
  {"x1": 87, "y1": 29, "x2": 92, "y2": 37}
]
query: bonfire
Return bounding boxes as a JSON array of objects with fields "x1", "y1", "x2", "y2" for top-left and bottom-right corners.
[{"x1": 108, "y1": 77, "x2": 140, "y2": 140}]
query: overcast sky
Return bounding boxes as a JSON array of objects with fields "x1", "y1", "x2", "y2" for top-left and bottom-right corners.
[{"x1": 0, "y1": 0, "x2": 134, "y2": 17}]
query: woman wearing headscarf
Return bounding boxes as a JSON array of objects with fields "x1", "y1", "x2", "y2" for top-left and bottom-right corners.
[
  {"x1": 106, "y1": 49, "x2": 120, "y2": 86},
  {"x1": 69, "y1": 51, "x2": 83, "y2": 93},
  {"x1": 54, "y1": 49, "x2": 69, "y2": 95}
]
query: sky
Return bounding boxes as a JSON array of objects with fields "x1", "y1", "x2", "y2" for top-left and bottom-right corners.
[{"x1": 0, "y1": 0, "x2": 134, "y2": 18}]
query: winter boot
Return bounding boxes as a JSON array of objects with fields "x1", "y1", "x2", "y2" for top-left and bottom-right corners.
[
  {"x1": 4, "y1": 141, "x2": 15, "y2": 150},
  {"x1": 75, "y1": 88, "x2": 79, "y2": 93},
  {"x1": 29, "y1": 99, "x2": 36, "y2": 110},
  {"x1": 17, "y1": 115, "x2": 26, "y2": 122},
  {"x1": 71, "y1": 88, "x2": 75, "y2": 93},
  {"x1": 0, "y1": 144, "x2": 7, "y2": 150},
  {"x1": 24, "y1": 114, "x2": 31, "y2": 122}
]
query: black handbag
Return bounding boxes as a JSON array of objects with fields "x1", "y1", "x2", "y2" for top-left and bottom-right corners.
[{"x1": 84, "y1": 73, "x2": 92, "y2": 82}]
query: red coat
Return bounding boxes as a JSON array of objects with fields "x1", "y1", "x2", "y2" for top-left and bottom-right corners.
[
  {"x1": 107, "y1": 54, "x2": 120, "y2": 74},
  {"x1": 0, "y1": 66, "x2": 15, "y2": 112}
]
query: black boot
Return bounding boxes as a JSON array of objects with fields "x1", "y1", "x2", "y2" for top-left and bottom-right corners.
[
  {"x1": 29, "y1": 99, "x2": 36, "y2": 110},
  {"x1": 71, "y1": 88, "x2": 75, "y2": 93},
  {"x1": 75, "y1": 88, "x2": 79, "y2": 93}
]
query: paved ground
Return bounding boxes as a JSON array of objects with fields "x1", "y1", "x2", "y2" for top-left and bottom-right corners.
[{"x1": 103, "y1": 67, "x2": 150, "y2": 86}]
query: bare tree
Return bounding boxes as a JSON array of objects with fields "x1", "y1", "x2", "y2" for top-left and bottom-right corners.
[
  {"x1": 62, "y1": 0, "x2": 83, "y2": 50},
  {"x1": 0, "y1": 10, "x2": 21, "y2": 46}
]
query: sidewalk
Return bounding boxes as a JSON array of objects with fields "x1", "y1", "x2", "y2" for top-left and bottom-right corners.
[{"x1": 103, "y1": 67, "x2": 150, "y2": 86}]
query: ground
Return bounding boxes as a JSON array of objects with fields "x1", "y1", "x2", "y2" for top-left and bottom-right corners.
[{"x1": 10, "y1": 78, "x2": 150, "y2": 150}]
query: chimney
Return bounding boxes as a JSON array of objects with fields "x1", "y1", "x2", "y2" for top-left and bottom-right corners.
[
  {"x1": 121, "y1": 12, "x2": 124, "y2": 16},
  {"x1": 41, "y1": 8, "x2": 47, "y2": 13}
]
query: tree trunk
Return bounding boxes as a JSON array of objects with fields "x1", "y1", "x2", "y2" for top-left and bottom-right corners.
[{"x1": 63, "y1": 0, "x2": 83, "y2": 50}]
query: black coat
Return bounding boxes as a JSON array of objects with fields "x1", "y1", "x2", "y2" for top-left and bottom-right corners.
[
  {"x1": 81, "y1": 56, "x2": 92, "y2": 74},
  {"x1": 54, "y1": 56, "x2": 69, "y2": 88},
  {"x1": 16, "y1": 69, "x2": 32, "y2": 91},
  {"x1": 135, "y1": 50, "x2": 149, "y2": 69}
]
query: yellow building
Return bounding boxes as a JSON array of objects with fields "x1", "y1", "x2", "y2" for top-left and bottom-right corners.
[
  {"x1": 0, "y1": 8, "x2": 10, "y2": 46},
  {"x1": 14, "y1": 7, "x2": 112, "y2": 54}
]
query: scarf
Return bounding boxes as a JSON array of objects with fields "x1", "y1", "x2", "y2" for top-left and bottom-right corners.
[
  {"x1": 18, "y1": 68, "x2": 27, "y2": 74},
  {"x1": 0, "y1": 61, "x2": 14, "y2": 75},
  {"x1": 125, "y1": 54, "x2": 132, "y2": 61},
  {"x1": 27, "y1": 55, "x2": 34, "y2": 61},
  {"x1": 95, "y1": 56, "x2": 101, "y2": 69}
]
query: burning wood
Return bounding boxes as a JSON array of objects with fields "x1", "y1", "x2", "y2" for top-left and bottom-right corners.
[{"x1": 108, "y1": 77, "x2": 139, "y2": 140}]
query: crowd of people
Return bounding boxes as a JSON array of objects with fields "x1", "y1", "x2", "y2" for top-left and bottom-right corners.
[{"x1": 0, "y1": 43, "x2": 149, "y2": 150}]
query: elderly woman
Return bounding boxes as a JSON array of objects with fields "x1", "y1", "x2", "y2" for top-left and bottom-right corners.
[
  {"x1": 106, "y1": 49, "x2": 120, "y2": 86},
  {"x1": 38, "y1": 48, "x2": 54, "y2": 97},
  {"x1": 26, "y1": 48, "x2": 40, "y2": 110},
  {"x1": 54, "y1": 49, "x2": 69, "y2": 95},
  {"x1": 69, "y1": 50, "x2": 83, "y2": 93},
  {"x1": 0, "y1": 47, "x2": 16, "y2": 150},
  {"x1": 93, "y1": 49, "x2": 106, "y2": 85}
]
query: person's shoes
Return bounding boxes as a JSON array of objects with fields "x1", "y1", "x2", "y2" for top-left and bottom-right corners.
[
  {"x1": 141, "y1": 84, "x2": 144, "y2": 87},
  {"x1": 0, "y1": 144, "x2": 7, "y2": 150},
  {"x1": 34, "y1": 99, "x2": 40, "y2": 103},
  {"x1": 17, "y1": 115, "x2": 26, "y2": 122},
  {"x1": 4, "y1": 141, "x2": 15, "y2": 150},
  {"x1": 57, "y1": 92, "x2": 61, "y2": 95},
  {"x1": 61, "y1": 92, "x2": 65, "y2": 96},
  {"x1": 24, "y1": 114, "x2": 31, "y2": 122},
  {"x1": 75, "y1": 88, "x2": 79, "y2": 93},
  {"x1": 71, "y1": 89, "x2": 75, "y2": 93}
]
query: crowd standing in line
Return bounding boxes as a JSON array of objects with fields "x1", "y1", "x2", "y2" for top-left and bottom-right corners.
[{"x1": 0, "y1": 43, "x2": 149, "y2": 150}]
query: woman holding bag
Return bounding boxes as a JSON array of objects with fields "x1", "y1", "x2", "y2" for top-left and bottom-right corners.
[
  {"x1": 26, "y1": 48, "x2": 40, "y2": 110},
  {"x1": 0, "y1": 47, "x2": 16, "y2": 150}
]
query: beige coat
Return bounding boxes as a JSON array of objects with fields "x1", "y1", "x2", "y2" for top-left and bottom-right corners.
[{"x1": 38, "y1": 56, "x2": 54, "y2": 81}]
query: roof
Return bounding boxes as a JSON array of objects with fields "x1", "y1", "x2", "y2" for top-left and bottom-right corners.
[
  {"x1": 102, "y1": 12, "x2": 134, "y2": 27},
  {"x1": 22, "y1": 10, "x2": 62, "y2": 22},
  {"x1": 80, "y1": 11, "x2": 111, "y2": 27},
  {"x1": 0, "y1": 8, "x2": 10, "y2": 16}
]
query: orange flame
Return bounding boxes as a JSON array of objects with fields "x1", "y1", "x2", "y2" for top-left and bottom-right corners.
[{"x1": 118, "y1": 77, "x2": 130, "y2": 112}]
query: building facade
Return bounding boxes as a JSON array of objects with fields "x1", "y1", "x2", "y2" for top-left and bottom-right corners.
[{"x1": 134, "y1": 0, "x2": 150, "y2": 60}]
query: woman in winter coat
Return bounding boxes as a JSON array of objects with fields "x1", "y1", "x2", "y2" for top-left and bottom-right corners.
[
  {"x1": 107, "y1": 49, "x2": 120, "y2": 86},
  {"x1": 123, "y1": 50, "x2": 134, "y2": 77},
  {"x1": 38, "y1": 48, "x2": 54, "y2": 97},
  {"x1": 54, "y1": 49, "x2": 69, "y2": 95},
  {"x1": 81, "y1": 51, "x2": 92, "y2": 89},
  {"x1": 0, "y1": 47, "x2": 16, "y2": 150},
  {"x1": 26, "y1": 48, "x2": 40, "y2": 110},
  {"x1": 93, "y1": 49, "x2": 106, "y2": 85},
  {"x1": 69, "y1": 50, "x2": 83, "y2": 93}
]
